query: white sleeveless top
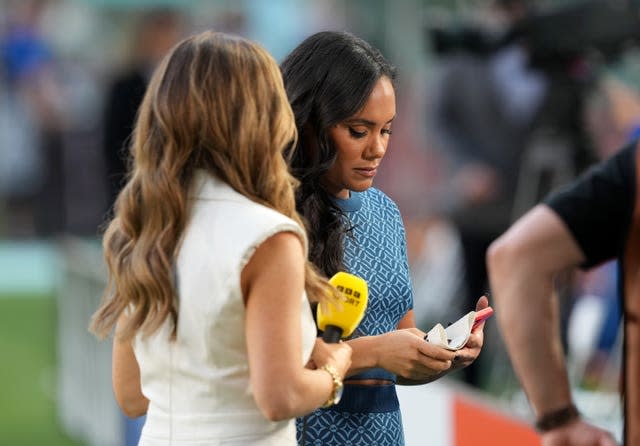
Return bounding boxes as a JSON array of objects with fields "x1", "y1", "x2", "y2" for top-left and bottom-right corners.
[{"x1": 133, "y1": 171, "x2": 317, "y2": 445}]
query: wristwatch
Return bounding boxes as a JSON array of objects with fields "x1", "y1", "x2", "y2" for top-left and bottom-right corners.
[{"x1": 321, "y1": 364, "x2": 344, "y2": 408}]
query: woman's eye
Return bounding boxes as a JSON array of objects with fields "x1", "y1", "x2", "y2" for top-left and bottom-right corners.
[
  {"x1": 382, "y1": 128, "x2": 393, "y2": 136},
  {"x1": 348, "y1": 127, "x2": 367, "y2": 138}
]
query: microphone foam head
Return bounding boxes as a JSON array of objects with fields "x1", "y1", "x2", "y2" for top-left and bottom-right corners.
[{"x1": 317, "y1": 272, "x2": 368, "y2": 338}]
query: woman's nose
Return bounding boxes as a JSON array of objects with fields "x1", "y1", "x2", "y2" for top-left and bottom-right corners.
[{"x1": 367, "y1": 136, "x2": 386, "y2": 159}]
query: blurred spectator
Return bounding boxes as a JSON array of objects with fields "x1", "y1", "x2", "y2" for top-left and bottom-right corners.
[
  {"x1": 564, "y1": 76, "x2": 640, "y2": 391},
  {"x1": 102, "y1": 8, "x2": 185, "y2": 216},
  {"x1": 0, "y1": 66, "x2": 42, "y2": 235},
  {"x1": 0, "y1": 0, "x2": 66, "y2": 237},
  {"x1": 568, "y1": 260, "x2": 621, "y2": 390},
  {"x1": 99, "y1": 8, "x2": 185, "y2": 445},
  {"x1": 585, "y1": 75, "x2": 640, "y2": 159},
  {"x1": 427, "y1": 0, "x2": 546, "y2": 387}
]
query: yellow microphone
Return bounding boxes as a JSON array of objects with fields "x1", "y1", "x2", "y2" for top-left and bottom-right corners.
[{"x1": 317, "y1": 272, "x2": 369, "y2": 343}]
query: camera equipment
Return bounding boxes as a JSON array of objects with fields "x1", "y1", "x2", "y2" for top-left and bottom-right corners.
[
  {"x1": 514, "y1": 0, "x2": 640, "y2": 69},
  {"x1": 427, "y1": 0, "x2": 640, "y2": 70}
]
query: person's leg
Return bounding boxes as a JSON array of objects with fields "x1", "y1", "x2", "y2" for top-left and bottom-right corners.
[{"x1": 458, "y1": 231, "x2": 493, "y2": 387}]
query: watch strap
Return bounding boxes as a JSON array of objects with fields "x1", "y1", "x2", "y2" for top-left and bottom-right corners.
[{"x1": 535, "y1": 403, "x2": 580, "y2": 432}]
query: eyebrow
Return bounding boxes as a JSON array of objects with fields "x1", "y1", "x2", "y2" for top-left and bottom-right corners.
[{"x1": 344, "y1": 116, "x2": 395, "y2": 126}]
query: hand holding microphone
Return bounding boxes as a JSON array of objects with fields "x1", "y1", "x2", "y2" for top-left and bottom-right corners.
[
  {"x1": 317, "y1": 271, "x2": 369, "y2": 343},
  {"x1": 311, "y1": 272, "x2": 368, "y2": 407}
]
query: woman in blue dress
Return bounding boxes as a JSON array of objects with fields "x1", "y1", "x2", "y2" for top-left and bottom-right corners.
[{"x1": 281, "y1": 31, "x2": 488, "y2": 445}]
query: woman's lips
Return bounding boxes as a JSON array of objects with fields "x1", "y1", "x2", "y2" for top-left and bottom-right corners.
[{"x1": 354, "y1": 167, "x2": 377, "y2": 178}]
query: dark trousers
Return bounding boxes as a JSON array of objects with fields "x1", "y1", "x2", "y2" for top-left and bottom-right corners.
[{"x1": 458, "y1": 231, "x2": 496, "y2": 388}]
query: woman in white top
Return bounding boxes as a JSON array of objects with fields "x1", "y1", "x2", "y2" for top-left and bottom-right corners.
[{"x1": 90, "y1": 31, "x2": 351, "y2": 446}]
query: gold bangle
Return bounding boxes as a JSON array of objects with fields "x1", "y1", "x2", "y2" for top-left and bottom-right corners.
[{"x1": 320, "y1": 364, "x2": 344, "y2": 408}]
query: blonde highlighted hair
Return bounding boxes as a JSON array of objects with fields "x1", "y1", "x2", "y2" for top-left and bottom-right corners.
[{"x1": 90, "y1": 31, "x2": 335, "y2": 341}]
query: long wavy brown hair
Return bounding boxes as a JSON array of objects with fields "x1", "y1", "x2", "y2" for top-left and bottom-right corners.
[{"x1": 90, "y1": 31, "x2": 335, "y2": 341}]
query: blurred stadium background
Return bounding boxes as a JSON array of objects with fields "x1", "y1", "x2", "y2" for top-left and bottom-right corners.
[{"x1": 1, "y1": 0, "x2": 635, "y2": 444}]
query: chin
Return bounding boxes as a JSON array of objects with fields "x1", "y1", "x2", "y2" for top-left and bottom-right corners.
[{"x1": 351, "y1": 181, "x2": 374, "y2": 192}]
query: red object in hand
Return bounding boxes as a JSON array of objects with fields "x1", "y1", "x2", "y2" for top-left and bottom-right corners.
[{"x1": 472, "y1": 306, "x2": 493, "y2": 330}]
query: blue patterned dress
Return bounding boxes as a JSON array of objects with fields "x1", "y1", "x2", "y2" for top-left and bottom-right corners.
[{"x1": 296, "y1": 188, "x2": 414, "y2": 446}]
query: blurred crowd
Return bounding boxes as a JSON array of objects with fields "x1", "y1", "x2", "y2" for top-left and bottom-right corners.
[
  {"x1": 2, "y1": 0, "x2": 640, "y2": 403},
  {"x1": 0, "y1": 0, "x2": 344, "y2": 239}
]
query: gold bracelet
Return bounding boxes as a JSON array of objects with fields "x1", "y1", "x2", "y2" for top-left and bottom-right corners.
[{"x1": 320, "y1": 364, "x2": 344, "y2": 408}]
